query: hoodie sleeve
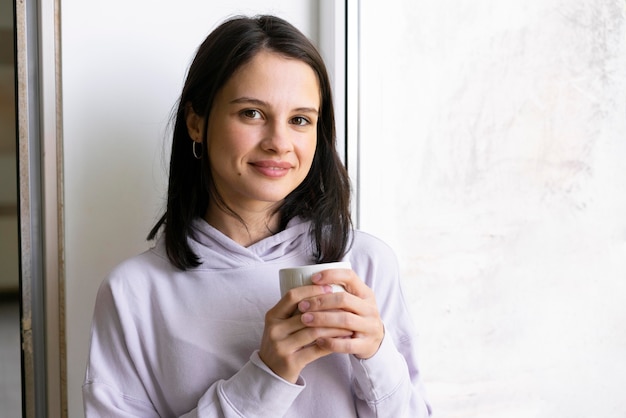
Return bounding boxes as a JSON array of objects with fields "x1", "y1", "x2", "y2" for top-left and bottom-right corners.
[
  {"x1": 349, "y1": 332, "x2": 431, "y2": 417},
  {"x1": 347, "y1": 231, "x2": 432, "y2": 417},
  {"x1": 181, "y1": 352, "x2": 304, "y2": 418},
  {"x1": 83, "y1": 276, "x2": 304, "y2": 418}
]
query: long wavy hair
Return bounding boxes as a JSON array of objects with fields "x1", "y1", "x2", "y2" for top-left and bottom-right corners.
[{"x1": 148, "y1": 15, "x2": 352, "y2": 270}]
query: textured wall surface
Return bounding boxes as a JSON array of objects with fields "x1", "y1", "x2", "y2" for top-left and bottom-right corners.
[{"x1": 358, "y1": 1, "x2": 626, "y2": 416}]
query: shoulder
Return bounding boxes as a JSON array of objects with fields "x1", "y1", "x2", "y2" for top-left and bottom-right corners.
[
  {"x1": 93, "y1": 246, "x2": 176, "y2": 320},
  {"x1": 110, "y1": 247, "x2": 164, "y2": 276},
  {"x1": 345, "y1": 230, "x2": 401, "y2": 289},
  {"x1": 349, "y1": 230, "x2": 399, "y2": 266},
  {"x1": 101, "y1": 244, "x2": 172, "y2": 294}
]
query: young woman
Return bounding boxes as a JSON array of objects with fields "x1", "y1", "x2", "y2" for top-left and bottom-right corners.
[{"x1": 83, "y1": 15, "x2": 431, "y2": 417}]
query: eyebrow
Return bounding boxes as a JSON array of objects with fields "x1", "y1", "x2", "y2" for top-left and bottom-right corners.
[{"x1": 230, "y1": 97, "x2": 319, "y2": 115}]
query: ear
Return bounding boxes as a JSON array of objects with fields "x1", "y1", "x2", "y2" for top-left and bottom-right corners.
[{"x1": 185, "y1": 103, "x2": 204, "y2": 143}]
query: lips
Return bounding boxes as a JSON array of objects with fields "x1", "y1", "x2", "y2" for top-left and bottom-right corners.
[{"x1": 250, "y1": 160, "x2": 293, "y2": 178}]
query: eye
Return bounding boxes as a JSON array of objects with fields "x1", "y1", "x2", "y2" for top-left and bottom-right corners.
[
  {"x1": 241, "y1": 109, "x2": 262, "y2": 119},
  {"x1": 290, "y1": 116, "x2": 311, "y2": 126}
]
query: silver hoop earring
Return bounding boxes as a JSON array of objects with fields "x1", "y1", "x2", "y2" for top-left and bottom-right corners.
[{"x1": 192, "y1": 141, "x2": 202, "y2": 160}]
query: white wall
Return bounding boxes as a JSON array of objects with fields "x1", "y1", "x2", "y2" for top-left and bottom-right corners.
[
  {"x1": 61, "y1": 2, "x2": 318, "y2": 416},
  {"x1": 358, "y1": 0, "x2": 626, "y2": 416}
]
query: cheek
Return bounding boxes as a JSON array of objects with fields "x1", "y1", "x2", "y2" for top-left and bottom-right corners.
[
  {"x1": 208, "y1": 124, "x2": 253, "y2": 159},
  {"x1": 301, "y1": 137, "x2": 317, "y2": 169}
]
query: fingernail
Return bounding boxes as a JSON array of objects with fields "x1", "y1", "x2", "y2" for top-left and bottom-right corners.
[
  {"x1": 311, "y1": 273, "x2": 322, "y2": 283},
  {"x1": 302, "y1": 313, "x2": 313, "y2": 323},
  {"x1": 298, "y1": 300, "x2": 310, "y2": 312},
  {"x1": 322, "y1": 285, "x2": 333, "y2": 294}
]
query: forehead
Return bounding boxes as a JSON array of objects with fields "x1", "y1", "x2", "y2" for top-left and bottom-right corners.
[{"x1": 220, "y1": 50, "x2": 321, "y2": 106}]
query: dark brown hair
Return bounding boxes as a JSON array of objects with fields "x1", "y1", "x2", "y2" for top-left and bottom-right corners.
[{"x1": 148, "y1": 15, "x2": 352, "y2": 270}]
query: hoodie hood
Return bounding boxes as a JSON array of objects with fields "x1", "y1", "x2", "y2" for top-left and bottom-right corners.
[{"x1": 183, "y1": 216, "x2": 314, "y2": 270}]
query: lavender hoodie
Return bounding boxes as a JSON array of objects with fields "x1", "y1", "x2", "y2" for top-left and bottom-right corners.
[{"x1": 83, "y1": 217, "x2": 431, "y2": 417}]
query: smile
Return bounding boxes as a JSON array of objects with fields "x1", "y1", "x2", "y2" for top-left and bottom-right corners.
[{"x1": 250, "y1": 160, "x2": 293, "y2": 178}]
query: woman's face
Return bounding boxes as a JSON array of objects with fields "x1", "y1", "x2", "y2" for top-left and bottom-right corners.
[{"x1": 190, "y1": 50, "x2": 320, "y2": 213}]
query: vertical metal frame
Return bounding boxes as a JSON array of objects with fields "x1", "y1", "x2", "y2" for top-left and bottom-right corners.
[
  {"x1": 15, "y1": 0, "x2": 64, "y2": 416},
  {"x1": 40, "y1": 0, "x2": 65, "y2": 414},
  {"x1": 345, "y1": 0, "x2": 360, "y2": 227},
  {"x1": 16, "y1": 0, "x2": 47, "y2": 415},
  {"x1": 319, "y1": 0, "x2": 360, "y2": 226},
  {"x1": 319, "y1": 0, "x2": 347, "y2": 163}
]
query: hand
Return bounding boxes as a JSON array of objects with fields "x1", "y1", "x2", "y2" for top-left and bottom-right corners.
[
  {"x1": 297, "y1": 268, "x2": 385, "y2": 360},
  {"x1": 259, "y1": 283, "x2": 353, "y2": 383}
]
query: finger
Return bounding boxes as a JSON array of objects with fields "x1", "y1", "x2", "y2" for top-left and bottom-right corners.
[
  {"x1": 310, "y1": 316, "x2": 385, "y2": 359},
  {"x1": 298, "y1": 291, "x2": 375, "y2": 317},
  {"x1": 266, "y1": 312, "x2": 352, "y2": 351},
  {"x1": 295, "y1": 326, "x2": 354, "y2": 349},
  {"x1": 272, "y1": 284, "x2": 335, "y2": 319},
  {"x1": 315, "y1": 333, "x2": 382, "y2": 359},
  {"x1": 260, "y1": 326, "x2": 334, "y2": 383},
  {"x1": 264, "y1": 327, "x2": 354, "y2": 377},
  {"x1": 301, "y1": 309, "x2": 373, "y2": 334},
  {"x1": 311, "y1": 268, "x2": 374, "y2": 300}
]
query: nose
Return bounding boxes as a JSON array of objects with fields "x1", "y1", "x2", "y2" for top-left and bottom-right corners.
[{"x1": 261, "y1": 120, "x2": 293, "y2": 154}]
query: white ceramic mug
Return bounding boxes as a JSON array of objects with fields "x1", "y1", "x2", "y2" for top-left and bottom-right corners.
[{"x1": 279, "y1": 261, "x2": 352, "y2": 297}]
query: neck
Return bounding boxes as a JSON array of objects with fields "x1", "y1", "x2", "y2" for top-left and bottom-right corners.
[{"x1": 204, "y1": 202, "x2": 281, "y2": 247}]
